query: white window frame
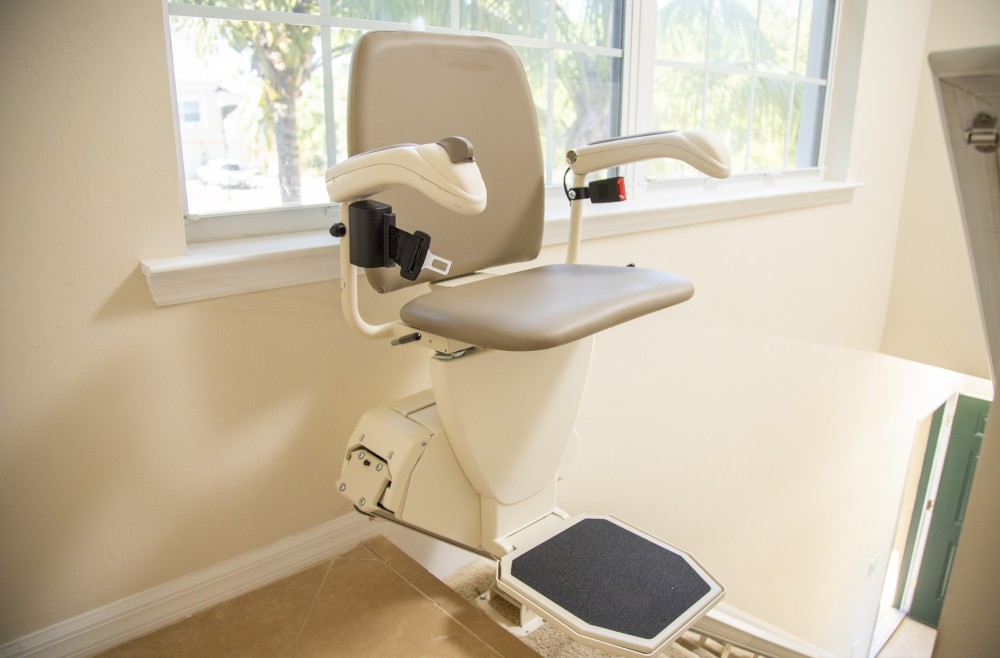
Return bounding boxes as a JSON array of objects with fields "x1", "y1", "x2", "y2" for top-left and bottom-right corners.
[{"x1": 144, "y1": 0, "x2": 860, "y2": 306}]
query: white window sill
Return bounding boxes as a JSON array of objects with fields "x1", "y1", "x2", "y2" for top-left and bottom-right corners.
[{"x1": 141, "y1": 179, "x2": 860, "y2": 306}]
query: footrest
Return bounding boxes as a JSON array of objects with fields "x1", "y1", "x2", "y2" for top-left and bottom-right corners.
[{"x1": 496, "y1": 515, "x2": 723, "y2": 657}]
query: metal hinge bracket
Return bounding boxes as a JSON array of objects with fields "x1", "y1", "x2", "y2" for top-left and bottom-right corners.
[{"x1": 965, "y1": 112, "x2": 998, "y2": 153}]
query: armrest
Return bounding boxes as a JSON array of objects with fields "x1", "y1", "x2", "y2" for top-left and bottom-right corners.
[
  {"x1": 566, "y1": 130, "x2": 731, "y2": 179},
  {"x1": 325, "y1": 136, "x2": 487, "y2": 214},
  {"x1": 562, "y1": 130, "x2": 731, "y2": 264},
  {"x1": 325, "y1": 137, "x2": 487, "y2": 341}
]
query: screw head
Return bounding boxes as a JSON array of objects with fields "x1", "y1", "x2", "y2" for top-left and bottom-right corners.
[
  {"x1": 338, "y1": 483, "x2": 346, "y2": 492},
  {"x1": 376, "y1": 463, "x2": 383, "y2": 471},
  {"x1": 359, "y1": 497, "x2": 367, "y2": 507},
  {"x1": 357, "y1": 451, "x2": 366, "y2": 461}
]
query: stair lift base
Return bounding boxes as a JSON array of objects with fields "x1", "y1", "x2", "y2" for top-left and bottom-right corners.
[{"x1": 338, "y1": 407, "x2": 723, "y2": 656}]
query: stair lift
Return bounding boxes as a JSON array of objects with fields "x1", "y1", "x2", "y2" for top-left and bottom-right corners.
[{"x1": 326, "y1": 30, "x2": 730, "y2": 657}]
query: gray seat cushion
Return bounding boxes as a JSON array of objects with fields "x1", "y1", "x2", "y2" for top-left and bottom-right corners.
[{"x1": 400, "y1": 264, "x2": 694, "y2": 351}]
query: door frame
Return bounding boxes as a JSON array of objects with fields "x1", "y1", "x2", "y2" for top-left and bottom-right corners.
[
  {"x1": 871, "y1": 387, "x2": 994, "y2": 656},
  {"x1": 896, "y1": 395, "x2": 958, "y2": 616},
  {"x1": 869, "y1": 394, "x2": 958, "y2": 657}
]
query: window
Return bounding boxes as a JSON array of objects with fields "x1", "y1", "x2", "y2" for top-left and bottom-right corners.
[
  {"x1": 181, "y1": 99, "x2": 203, "y2": 124},
  {"x1": 166, "y1": 0, "x2": 837, "y2": 242},
  {"x1": 168, "y1": 0, "x2": 626, "y2": 240},
  {"x1": 648, "y1": 0, "x2": 835, "y2": 180}
]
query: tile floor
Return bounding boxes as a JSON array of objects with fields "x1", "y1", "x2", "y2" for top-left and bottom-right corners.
[
  {"x1": 96, "y1": 536, "x2": 541, "y2": 657},
  {"x1": 876, "y1": 617, "x2": 936, "y2": 658}
]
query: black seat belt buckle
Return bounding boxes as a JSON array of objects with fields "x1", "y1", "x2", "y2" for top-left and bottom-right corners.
[{"x1": 587, "y1": 176, "x2": 627, "y2": 203}]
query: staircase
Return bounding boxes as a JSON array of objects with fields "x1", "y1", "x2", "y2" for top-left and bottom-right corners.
[
  {"x1": 684, "y1": 603, "x2": 838, "y2": 658},
  {"x1": 670, "y1": 628, "x2": 786, "y2": 658}
]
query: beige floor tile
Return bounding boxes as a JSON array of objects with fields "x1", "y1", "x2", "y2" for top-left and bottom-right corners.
[
  {"x1": 94, "y1": 537, "x2": 542, "y2": 658},
  {"x1": 96, "y1": 562, "x2": 330, "y2": 658},
  {"x1": 363, "y1": 535, "x2": 428, "y2": 582},
  {"x1": 410, "y1": 572, "x2": 542, "y2": 658},
  {"x1": 290, "y1": 555, "x2": 497, "y2": 657},
  {"x1": 336, "y1": 545, "x2": 380, "y2": 561}
]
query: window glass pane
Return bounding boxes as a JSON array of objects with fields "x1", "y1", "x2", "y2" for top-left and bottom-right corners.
[
  {"x1": 555, "y1": 0, "x2": 623, "y2": 48},
  {"x1": 170, "y1": 16, "x2": 326, "y2": 215},
  {"x1": 461, "y1": 1, "x2": 549, "y2": 38},
  {"x1": 329, "y1": 28, "x2": 362, "y2": 165},
  {"x1": 513, "y1": 46, "x2": 550, "y2": 171},
  {"x1": 653, "y1": 0, "x2": 833, "y2": 179},
  {"x1": 171, "y1": 0, "x2": 321, "y2": 12},
  {"x1": 756, "y1": 0, "x2": 798, "y2": 74},
  {"x1": 708, "y1": 0, "x2": 758, "y2": 68},
  {"x1": 651, "y1": 66, "x2": 704, "y2": 178},
  {"x1": 748, "y1": 77, "x2": 791, "y2": 171},
  {"x1": 656, "y1": 0, "x2": 709, "y2": 63},
  {"x1": 704, "y1": 72, "x2": 751, "y2": 174},
  {"x1": 554, "y1": 50, "x2": 621, "y2": 181},
  {"x1": 330, "y1": 0, "x2": 451, "y2": 26}
]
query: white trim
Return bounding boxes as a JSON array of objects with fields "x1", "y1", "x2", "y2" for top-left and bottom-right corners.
[
  {"x1": 142, "y1": 180, "x2": 859, "y2": 306},
  {"x1": 142, "y1": 229, "x2": 341, "y2": 306},
  {"x1": 0, "y1": 513, "x2": 385, "y2": 658},
  {"x1": 694, "y1": 602, "x2": 839, "y2": 658},
  {"x1": 544, "y1": 179, "x2": 859, "y2": 246}
]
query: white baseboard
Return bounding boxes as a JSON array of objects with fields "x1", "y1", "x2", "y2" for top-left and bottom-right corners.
[{"x1": 0, "y1": 513, "x2": 386, "y2": 658}]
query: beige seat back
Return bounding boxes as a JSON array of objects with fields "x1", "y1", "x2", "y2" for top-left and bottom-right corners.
[{"x1": 348, "y1": 30, "x2": 545, "y2": 293}]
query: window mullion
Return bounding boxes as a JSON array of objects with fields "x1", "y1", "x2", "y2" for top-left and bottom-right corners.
[
  {"x1": 545, "y1": 3, "x2": 557, "y2": 186},
  {"x1": 320, "y1": 1, "x2": 336, "y2": 170},
  {"x1": 623, "y1": 0, "x2": 657, "y2": 189},
  {"x1": 743, "y1": 0, "x2": 764, "y2": 172},
  {"x1": 701, "y1": 0, "x2": 714, "y2": 130},
  {"x1": 782, "y1": 0, "x2": 805, "y2": 169},
  {"x1": 622, "y1": 0, "x2": 655, "y2": 137}
]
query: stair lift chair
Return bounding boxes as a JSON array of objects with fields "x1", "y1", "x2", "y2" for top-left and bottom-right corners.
[{"x1": 326, "y1": 30, "x2": 731, "y2": 657}]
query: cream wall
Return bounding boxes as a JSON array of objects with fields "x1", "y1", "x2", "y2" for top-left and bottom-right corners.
[
  {"x1": 0, "y1": 0, "x2": 429, "y2": 640},
  {"x1": 0, "y1": 1, "x2": 971, "y2": 656},
  {"x1": 879, "y1": 0, "x2": 1000, "y2": 379}
]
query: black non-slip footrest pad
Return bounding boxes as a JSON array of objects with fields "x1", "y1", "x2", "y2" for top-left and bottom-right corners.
[{"x1": 509, "y1": 518, "x2": 711, "y2": 640}]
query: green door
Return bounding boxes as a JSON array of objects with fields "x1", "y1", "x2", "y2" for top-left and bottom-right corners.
[{"x1": 909, "y1": 395, "x2": 990, "y2": 627}]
